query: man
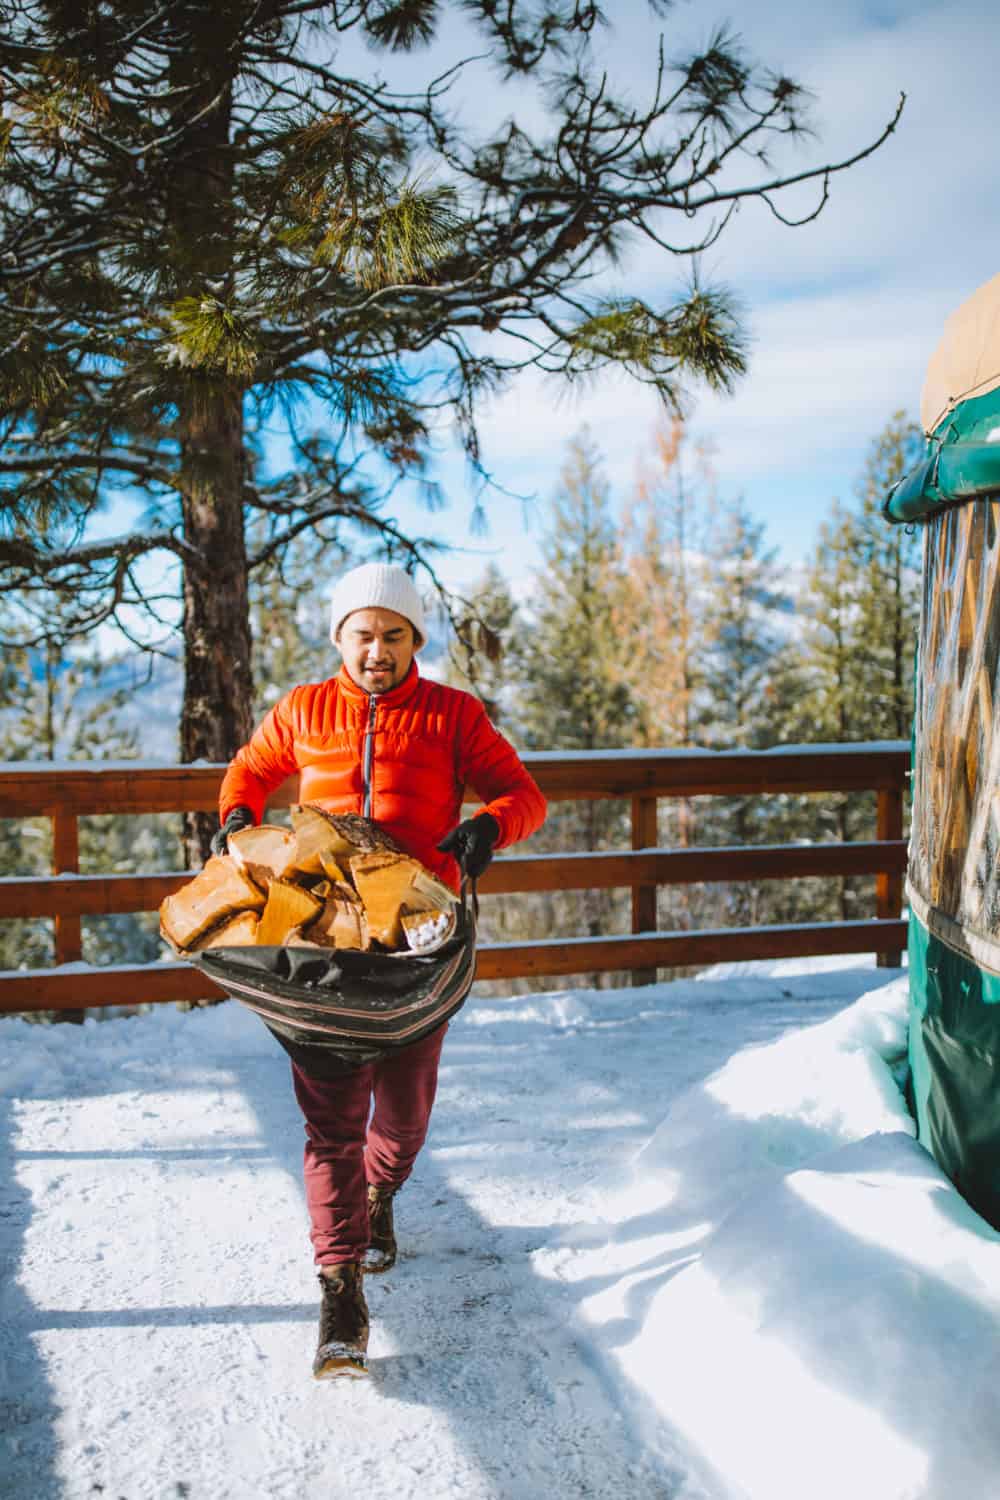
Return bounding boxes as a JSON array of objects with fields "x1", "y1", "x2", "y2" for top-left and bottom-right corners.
[{"x1": 213, "y1": 561, "x2": 547, "y2": 1379}]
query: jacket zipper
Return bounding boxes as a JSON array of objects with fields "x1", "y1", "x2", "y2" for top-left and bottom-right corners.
[{"x1": 362, "y1": 695, "x2": 377, "y2": 818}]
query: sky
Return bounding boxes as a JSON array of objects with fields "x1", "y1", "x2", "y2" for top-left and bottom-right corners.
[
  {"x1": 82, "y1": 0, "x2": 1000, "y2": 645},
  {"x1": 352, "y1": 0, "x2": 1000, "y2": 595}
]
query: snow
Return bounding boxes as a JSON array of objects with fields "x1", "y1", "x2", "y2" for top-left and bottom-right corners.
[
  {"x1": 1, "y1": 956, "x2": 998, "y2": 1500},
  {"x1": 0, "y1": 760, "x2": 204, "y2": 775},
  {"x1": 0, "y1": 739, "x2": 909, "y2": 776},
  {"x1": 521, "y1": 740, "x2": 909, "y2": 761}
]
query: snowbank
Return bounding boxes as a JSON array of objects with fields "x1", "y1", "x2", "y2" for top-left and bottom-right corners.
[
  {"x1": 2, "y1": 961, "x2": 999, "y2": 1499},
  {"x1": 540, "y1": 974, "x2": 1000, "y2": 1500}
]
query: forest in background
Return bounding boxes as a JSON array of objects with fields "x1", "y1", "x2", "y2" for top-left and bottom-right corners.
[{"x1": 0, "y1": 409, "x2": 923, "y2": 994}]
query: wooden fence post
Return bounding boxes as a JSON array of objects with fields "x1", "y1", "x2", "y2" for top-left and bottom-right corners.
[
  {"x1": 876, "y1": 783, "x2": 905, "y2": 967},
  {"x1": 52, "y1": 807, "x2": 86, "y2": 1023},
  {"x1": 631, "y1": 794, "x2": 659, "y2": 986}
]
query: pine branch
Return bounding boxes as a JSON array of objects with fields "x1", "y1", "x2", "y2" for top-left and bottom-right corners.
[{"x1": 0, "y1": 0, "x2": 905, "y2": 741}]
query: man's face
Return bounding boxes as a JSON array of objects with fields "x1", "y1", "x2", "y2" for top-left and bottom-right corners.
[{"x1": 339, "y1": 607, "x2": 416, "y2": 694}]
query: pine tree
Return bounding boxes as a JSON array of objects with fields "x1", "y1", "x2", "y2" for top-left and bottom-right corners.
[
  {"x1": 249, "y1": 531, "x2": 342, "y2": 722},
  {"x1": 773, "y1": 505, "x2": 863, "y2": 918},
  {"x1": 444, "y1": 563, "x2": 522, "y2": 730},
  {"x1": 698, "y1": 497, "x2": 791, "y2": 923},
  {"x1": 518, "y1": 433, "x2": 638, "y2": 753},
  {"x1": 615, "y1": 417, "x2": 720, "y2": 936},
  {"x1": 702, "y1": 499, "x2": 789, "y2": 754},
  {"x1": 852, "y1": 412, "x2": 923, "y2": 738},
  {"x1": 500, "y1": 431, "x2": 637, "y2": 985},
  {"x1": 617, "y1": 419, "x2": 714, "y2": 756},
  {"x1": 773, "y1": 413, "x2": 923, "y2": 921},
  {"x1": 0, "y1": 3, "x2": 902, "y2": 859}
]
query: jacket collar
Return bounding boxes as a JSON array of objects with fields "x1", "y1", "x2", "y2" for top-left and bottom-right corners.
[{"x1": 336, "y1": 658, "x2": 421, "y2": 708}]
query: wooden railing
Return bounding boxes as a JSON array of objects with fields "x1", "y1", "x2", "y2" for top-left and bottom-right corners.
[{"x1": 0, "y1": 743, "x2": 910, "y2": 1013}]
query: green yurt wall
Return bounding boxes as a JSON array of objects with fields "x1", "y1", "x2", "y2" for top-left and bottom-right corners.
[{"x1": 885, "y1": 273, "x2": 1000, "y2": 1228}]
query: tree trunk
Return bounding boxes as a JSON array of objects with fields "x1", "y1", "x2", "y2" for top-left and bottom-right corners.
[
  {"x1": 179, "y1": 387, "x2": 254, "y2": 868},
  {"x1": 165, "y1": 41, "x2": 255, "y2": 868}
]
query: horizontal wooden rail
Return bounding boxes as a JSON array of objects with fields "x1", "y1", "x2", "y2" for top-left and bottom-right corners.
[
  {"x1": 520, "y1": 745, "x2": 910, "y2": 800},
  {"x1": 0, "y1": 743, "x2": 911, "y2": 1005},
  {"x1": 481, "y1": 840, "x2": 908, "y2": 894},
  {"x1": 0, "y1": 840, "x2": 909, "y2": 920},
  {"x1": 475, "y1": 919, "x2": 910, "y2": 981},
  {"x1": 0, "y1": 918, "x2": 908, "y2": 1012},
  {"x1": 0, "y1": 743, "x2": 910, "y2": 818},
  {"x1": 0, "y1": 962, "x2": 226, "y2": 1012},
  {"x1": 0, "y1": 871, "x2": 192, "y2": 920}
]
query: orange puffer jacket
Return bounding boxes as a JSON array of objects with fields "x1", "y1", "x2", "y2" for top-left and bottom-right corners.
[{"x1": 219, "y1": 662, "x2": 546, "y2": 889}]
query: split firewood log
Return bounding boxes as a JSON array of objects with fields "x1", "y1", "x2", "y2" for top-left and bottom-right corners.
[
  {"x1": 162, "y1": 814, "x2": 458, "y2": 960},
  {"x1": 306, "y1": 877, "x2": 361, "y2": 902},
  {"x1": 199, "y1": 910, "x2": 261, "y2": 949},
  {"x1": 326, "y1": 879, "x2": 364, "y2": 905},
  {"x1": 160, "y1": 857, "x2": 266, "y2": 951},
  {"x1": 289, "y1": 805, "x2": 358, "y2": 874},
  {"x1": 289, "y1": 804, "x2": 402, "y2": 874},
  {"x1": 349, "y1": 852, "x2": 456, "y2": 948},
  {"x1": 325, "y1": 812, "x2": 403, "y2": 854},
  {"x1": 304, "y1": 897, "x2": 371, "y2": 951},
  {"x1": 228, "y1": 824, "x2": 297, "y2": 889},
  {"x1": 256, "y1": 878, "x2": 324, "y2": 945},
  {"x1": 318, "y1": 849, "x2": 348, "y2": 883}
]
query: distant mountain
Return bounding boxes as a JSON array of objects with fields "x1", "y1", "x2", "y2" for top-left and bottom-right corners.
[{"x1": 76, "y1": 652, "x2": 184, "y2": 761}]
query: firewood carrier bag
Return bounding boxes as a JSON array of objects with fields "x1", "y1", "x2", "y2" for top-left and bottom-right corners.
[{"x1": 186, "y1": 881, "x2": 478, "y2": 1075}]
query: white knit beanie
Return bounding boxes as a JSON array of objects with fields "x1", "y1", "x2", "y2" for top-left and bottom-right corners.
[{"x1": 329, "y1": 562, "x2": 427, "y2": 648}]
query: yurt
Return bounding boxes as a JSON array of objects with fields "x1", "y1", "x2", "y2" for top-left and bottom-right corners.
[{"x1": 884, "y1": 271, "x2": 1000, "y2": 1228}]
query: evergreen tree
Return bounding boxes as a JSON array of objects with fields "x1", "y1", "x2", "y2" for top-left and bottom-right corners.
[
  {"x1": 617, "y1": 418, "x2": 714, "y2": 756},
  {"x1": 615, "y1": 417, "x2": 719, "y2": 935},
  {"x1": 698, "y1": 497, "x2": 791, "y2": 923},
  {"x1": 773, "y1": 412, "x2": 923, "y2": 921},
  {"x1": 498, "y1": 431, "x2": 637, "y2": 984},
  {"x1": 250, "y1": 531, "x2": 344, "y2": 721},
  {"x1": 0, "y1": 2, "x2": 901, "y2": 859},
  {"x1": 702, "y1": 498, "x2": 789, "y2": 754},
  {"x1": 773, "y1": 505, "x2": 866, "y2": 919},
  {"x1": 853, "y1": 412, "x2": 923, "y2": 738},
  {"x1": 444, "y1": 563, "x2": 522, "y2": 730},
  {"x1": 786, "y1": 502, "x2": 863, "y2": 747},
  {"x1": 782, "y1": 414, "x2": 922, "y2": 750},
  {"x1": 518, "y1": 433, "x2": 637, "y2": 754}
]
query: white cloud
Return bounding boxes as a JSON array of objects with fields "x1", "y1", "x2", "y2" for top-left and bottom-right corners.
[{"x1": 394, "y1": 0, "x2": 1000, "y2": 586}]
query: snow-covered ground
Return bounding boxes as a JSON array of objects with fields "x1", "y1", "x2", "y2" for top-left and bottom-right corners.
[{"x1": 2, "y1": 957, "x2": 998, "y2": 1500}]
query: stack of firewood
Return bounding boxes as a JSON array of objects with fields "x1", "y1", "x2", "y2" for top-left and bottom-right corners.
[{"x1": 160, "y1": 805, "x2": 456, "y2": 957}]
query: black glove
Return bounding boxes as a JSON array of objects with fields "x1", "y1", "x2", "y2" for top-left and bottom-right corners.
[
  {"x1": 210, "y1": 805, "x2": 255, "y2": 857},
  {"x1": 437, "y1": 812, "x2": 500, "y2": 879}
]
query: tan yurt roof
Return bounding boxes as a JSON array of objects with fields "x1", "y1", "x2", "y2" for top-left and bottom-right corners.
[{"x1": 921, "y1": 271, "x2": 1000, "y2": 435}]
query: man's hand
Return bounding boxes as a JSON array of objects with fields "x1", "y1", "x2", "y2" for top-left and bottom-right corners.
[
  {"x1": 210, "y1": 805, "x2": 255, "y2": 857},
  {"x1": 437, "y1": 812, "x2": 500, "y2": 879}
]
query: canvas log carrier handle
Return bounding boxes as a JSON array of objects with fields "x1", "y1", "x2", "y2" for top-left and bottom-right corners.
[{"x1": 190, "y1": 877, "x2": 479, "y2": 1070}]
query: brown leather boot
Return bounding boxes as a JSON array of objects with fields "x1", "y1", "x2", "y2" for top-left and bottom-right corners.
[
  {"x1": 363, "y1": 1183, "x2": 397, "y2": 1274},
  {"x1": 313, "y1": 1261, "x2": 369, "y2": 1380}
]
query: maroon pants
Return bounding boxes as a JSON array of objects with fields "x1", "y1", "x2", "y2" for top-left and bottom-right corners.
[{"x1": 291, "y1": 1024, "x2": 448, "y2": 1266}]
